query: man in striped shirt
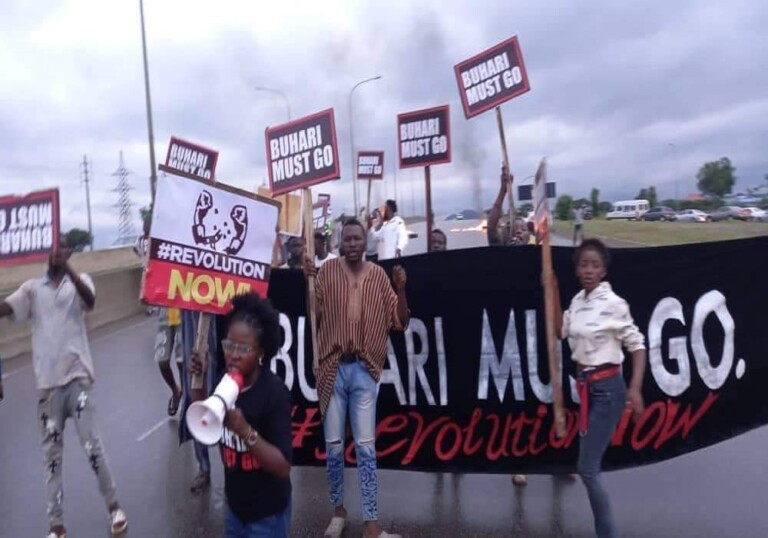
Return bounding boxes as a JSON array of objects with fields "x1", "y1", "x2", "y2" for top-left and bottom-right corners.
[{"x1": 305, "y1": 218, "x2": 409, "y2": 538}]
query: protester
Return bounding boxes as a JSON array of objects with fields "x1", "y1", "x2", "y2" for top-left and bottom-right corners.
[
  {"x1": 281, "y1": 237, "x2": 305, "y2": 269},
  {"x1": 133, "y1": 216, "x2": 154, "y2": 315},
  {"x1": 315, "y1": 231, "x2": 337, "y2": 268},
  {"x1": 366, "y1": 209, "x2": 381, "y2": 262},
  {"x1": 551, "y1": 238, "x2": 647, "y2": 538},
  {"x1": 573, "y1": 205, "x2": 585, "y2": 246},
  {"x1": 189, "y1": 293, "x2": 292, "y2": 537},
  {"x1": 370, "y1": 200, "x2": 408, "y2": 259},
  {"x1": 431, "y1": 229, "x2": 447, "y2": 252},
  {"x1": 304, "y1": 218, "x2": 409, "y2": 538},
  {"x1": 512, "y1": 217, "x2": 536, "y2": 245},
  {"x1": 0, "y1": 236, "x2": 128, "y2": 537},
  {"x1": 179, "y1": 310, "x2": 219, "y2": 494},
  {"x1": 154, "y1": 308, "x2": 184, "y2": 415}
]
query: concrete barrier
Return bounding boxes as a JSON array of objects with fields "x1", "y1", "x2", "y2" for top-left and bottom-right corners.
[{"x1": 0, "y1": 267, "x2": 145, "y2": 360}]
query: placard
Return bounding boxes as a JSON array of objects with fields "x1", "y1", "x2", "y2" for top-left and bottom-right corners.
[
  {"x1": 265, "y1": 109, "x2": 340, "y2": 196},
  {"x1": 454, "y1": 35, "x2": 531, "y2": 119},
  {"x1": 162, "y1": 137, "x2": 219, "y2": 181},
  {"x1": 397, "y1": 105, "x2": 451, "y2": 169},
  {"x1": 357, "y1": 151, "x2": 385, "y2": 180},
  {"x1": 0, "y1": 188, "x2": 60, "y2": 267}
]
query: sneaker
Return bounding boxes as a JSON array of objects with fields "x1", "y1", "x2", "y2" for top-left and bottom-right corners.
[
  {"x1": 110, "y1": 508, "x2": 128, "y2": 535},
  {"x1": 363, "y1": 532, "x2": 402, "y2": 538},
  {"x1": 46, "y1": 532, "x2": 66, "y2": 538},
  {"x1": 512, "y1": 474, "x2": 528, "y2": 486},
  {"x1": 324, "y1": 516, "x2": 346, "y2": 537}
]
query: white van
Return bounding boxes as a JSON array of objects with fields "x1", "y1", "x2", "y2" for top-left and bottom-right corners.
[{"x1": 606, "y1": 199, "x2": 650, "y2": 220}]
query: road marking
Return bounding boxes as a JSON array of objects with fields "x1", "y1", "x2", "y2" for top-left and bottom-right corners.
[
  {"x1": 1, "y1": 317, "x2": 154, "y2": 380},
  {"x1": 137, "y1": 417, "x2": 173, "y2": 442}
]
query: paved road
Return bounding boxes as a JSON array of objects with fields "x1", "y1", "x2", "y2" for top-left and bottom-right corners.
[{"x1": 2, "y1": 316, "x2": 767, "y2": 537}]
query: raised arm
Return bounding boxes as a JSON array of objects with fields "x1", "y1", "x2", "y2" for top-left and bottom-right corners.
[
  {"x1": 65, "y1": 266, "x2": 95, "y2": 310},
  {"x1": 487, "y1": 166, "x2": 512, "y2": 246}
]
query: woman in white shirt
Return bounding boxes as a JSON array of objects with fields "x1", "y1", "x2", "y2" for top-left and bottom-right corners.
[{"x1": 551, "y1": 238, "x2": 646, "y2": 538}]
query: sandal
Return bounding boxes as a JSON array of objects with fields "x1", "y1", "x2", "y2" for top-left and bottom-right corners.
[
  {"x1": 110, "y1": 508, "x2": 128, "y2": 535},
  {"x1": 190, "y1": 471, "x2": 211, "y2": 494},
  {"x1": 167, "y1": 391, "x2": 181, "y2": 416}
]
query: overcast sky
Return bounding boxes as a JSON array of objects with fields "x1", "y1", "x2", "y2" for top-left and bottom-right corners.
[{"x1": 2, "y1": 0, "x2": 767, "y2": 247}]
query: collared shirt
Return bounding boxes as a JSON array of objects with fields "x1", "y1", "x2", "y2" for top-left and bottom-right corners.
[
  {"x1": 4, "y1": 274, "x2": 96, "y2": 389},
  {"x1": 314, "y1": 258, "x2": 406, "y2": 414},
  {"x1": 371, "y1": 216, "x2": 408, "y2": 260},
  {"x1": 573, "y1": 208, "x2": 584, "y2": 225},
  {"x1": 562, "y1": 281, "x2": 645, "y2": 367}
]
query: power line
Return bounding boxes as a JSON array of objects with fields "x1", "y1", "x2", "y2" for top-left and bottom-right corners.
[
  {"x1": 112, "y1": 151, "x2": 136, "y2": 244},
  {"x1": 80, "y1": 155, "x2": 94, "y2": 251}
]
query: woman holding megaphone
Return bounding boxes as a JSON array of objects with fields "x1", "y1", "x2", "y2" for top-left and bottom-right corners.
[{"x1": 189, "y1": 293, "x2": 292, "y2": 538}]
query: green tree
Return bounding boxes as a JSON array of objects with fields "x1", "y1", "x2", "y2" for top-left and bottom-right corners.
[
  {"x1": 697, "y1": 157, "x2": 736, "y2": 197},
  {"x1": 139, "y1": 205, "x2": 152, "y2": 227},
  {"x1": 590, "y1": 188, "x2": 600, "y2": 216},
  {"x1": 598, "y1": 201, "x2": 613, "y2": 215},
  {"x1": 555, "y1": 195, "x2": 574, "y2": 220},
  {"x1": 65, "y1": 228, "x2": 93, "y2": 252}
]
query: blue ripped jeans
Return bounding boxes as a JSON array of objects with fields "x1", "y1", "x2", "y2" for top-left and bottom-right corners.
[
  {"x1": 578, "y1": 373, "x2": 626, "y2": 538},
  {"x1": 324, "y1": 360, "x2": 379, "y2": 522}
]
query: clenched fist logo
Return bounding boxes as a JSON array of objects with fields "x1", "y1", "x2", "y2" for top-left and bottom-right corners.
[{"x1": 192, "y1": 190, "x2": 248, "y2": 256}]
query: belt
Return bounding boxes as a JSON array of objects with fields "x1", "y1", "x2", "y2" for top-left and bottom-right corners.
[
  {"x1": 577, "y1": 364, "x2": 621, "y2": 436},
  {"x1": 340, "y1": 353, "x2": 360, "y2": 364}
]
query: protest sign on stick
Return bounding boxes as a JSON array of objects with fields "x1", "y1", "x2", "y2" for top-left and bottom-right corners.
[
  {"x1": 160, "y1": 137, "x2": 219, "y2": 181},
  {"x1": 357, "y1": 151, "x2": 384, "y2": 229},
  {"x1": 141, "y1": 172, "x2": 279, "y2": 387},
  {"x1": 534, "y1": 158, "x2": 565, "y2": 437},
  {"x1": 0, "y1": 189, "x2": 60, "y2": 267},
  {"x1": 455, "y1": 35, "x2": 530, "y2": 225},
  {"x1": 265, "y1": 109, "x2": 340, "y2": 197},
  {"x1": 397, "y1": 105, "x2": 451, "y2": 250}
]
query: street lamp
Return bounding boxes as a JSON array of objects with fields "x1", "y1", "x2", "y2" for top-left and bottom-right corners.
[
  {"x1": 254, "y1": 86, "x2": 291, "y2": 121},
  {"x1": 348, "y1": 76, "x2": 382, "y2": 217},
  {"x1": 138, "y1": 0, "x2": 157, "y2": 200}
]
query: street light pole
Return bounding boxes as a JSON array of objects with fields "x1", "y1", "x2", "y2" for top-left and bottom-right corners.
[
  {"x1": 138, "y1": 0, "x2": 158, "y2": 201},
  {"x1": 348, "y1": 76, "x2": 382, "y2": 217},
  {"x1": 254, "y1": 86, "x2": 291, "y2": 121}
]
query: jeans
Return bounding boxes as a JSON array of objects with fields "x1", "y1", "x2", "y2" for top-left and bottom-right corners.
[
  {"x1": 578, "y1": 374, "x2": 626, "y2": 538},
  {"x1": 225, "y1": 500, "x2": 291, "y2": 538},
  {"x1": 324, "y1": 360, "x2": 379, "y2": 521},
  {"x1": 38, "y1": 379, "x2": 118, "y2": 527}
]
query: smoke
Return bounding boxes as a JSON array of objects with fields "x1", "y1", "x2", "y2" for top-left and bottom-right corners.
[{"x1": 459, "y1": 122, "x2": 487, "y2": 212}]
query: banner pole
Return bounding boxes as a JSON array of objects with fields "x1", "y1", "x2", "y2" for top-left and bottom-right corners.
[
  {"x1": 303, "y1": 188, "x2": 320, "y2": 374},
  {"x1": 366, "y1": 178, "x2": 373, "y2": 230},
  {"x1": 495, "y1": 106, "x2": 516, "y2": 223},
  {"x1": 425, "y1": 165, "x2": 434, "y2": 252},
  {"x1": 191, "y1": 313, "x2": 211, "y2": 390}
]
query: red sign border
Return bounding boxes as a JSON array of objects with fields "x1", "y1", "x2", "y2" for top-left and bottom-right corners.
[
  {"x1": 265, "y1": 108, "x2": 341, "y2": 197},
  {"x1": 357, "y1": 150, "x2": 385, "y2": 180},
  {"x1": 454, "y1": 35, "x2": 531, "y2": 119},
  {"x1": 0, "y1": 188, "x2": 60, "y2": 267},
  {"x1": 397, "y1": 104, "x2": 452, "y2": 170},
  {"x1": 164, "y1": 136, "x2": 220, "y2": 181}
]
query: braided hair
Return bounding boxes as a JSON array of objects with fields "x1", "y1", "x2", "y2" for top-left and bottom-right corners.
[{"x1": 227, "y1": 293, "x2": 281, "y2": 361}]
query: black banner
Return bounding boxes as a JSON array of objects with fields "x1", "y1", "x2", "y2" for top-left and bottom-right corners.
[
  {"x1": 519, "y1": 182, "x2": 556, "y2": 202},
  {"x1": 454, "y1": 35, "x2": 531, "y2": 119},
  {"x1": 0, "y1": 189, "x2": 59, "y2": 267},
  {"x1": 163, "y1": 137, "x2": 219, "y2": 181},
  {"x1": 397, "y1": 105, "x2": 451, "y2": 169},
  {"x1": 266, "y1": 238, "x2": 768, "y2": 473},
  {"x1": 357, "y1": 151, "x2": 385, "y2": 180},
  {"x1": 265, "y1": 109, "x2": 340, "y2": 196}
]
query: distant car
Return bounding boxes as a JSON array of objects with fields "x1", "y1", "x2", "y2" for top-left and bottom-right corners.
[
  {"x1": 707, "y1": 207, "x2": 733, "y2": 222},
  {"x1": 675, "y1": 209, "x2": 710, "y2": 223},
  {"x1": 459, "y1": 209, "x2": 482, "y2": 220},
  {"x1": 727, "y1": 206, "x2": 752, "y2": 221},
  {"x1": 743, "y1": 207, "x2": 768, "y2": 222},
  {"x1": 641, "y1": 206, "x2": 677, "y2": 221}
]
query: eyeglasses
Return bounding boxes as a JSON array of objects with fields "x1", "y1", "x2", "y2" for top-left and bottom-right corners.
[{"x1": 222, "y1": 339, "x2": 255, "y2": 356}]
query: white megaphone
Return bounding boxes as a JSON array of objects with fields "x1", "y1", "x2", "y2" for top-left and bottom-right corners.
[{"x1": 186, "y1": 369, "x2": 245, "y2": 445}]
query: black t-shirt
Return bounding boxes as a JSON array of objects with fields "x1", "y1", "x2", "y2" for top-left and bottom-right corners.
[{"x1": 219, "y1": 368, "x2": 292, "y2": 523}]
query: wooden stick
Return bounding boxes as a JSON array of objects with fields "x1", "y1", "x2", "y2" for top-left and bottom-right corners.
[
  {"x1": 303, "y1": 188, "x2": 320, "y2": 374},
  {"x1": 495, "y1": 107, "x2": 516, "y2": 223},
  {"x1": 365, "y1": 178, "x2": 373, "y2": 231},
  {"x1": 425, "y1": 165, "x2": 434, "y2": 252}
]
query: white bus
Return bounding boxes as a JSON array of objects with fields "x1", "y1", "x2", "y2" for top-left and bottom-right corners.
[{"x1": 606, "y1": 199, "x2": 650, "y2": 220}]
